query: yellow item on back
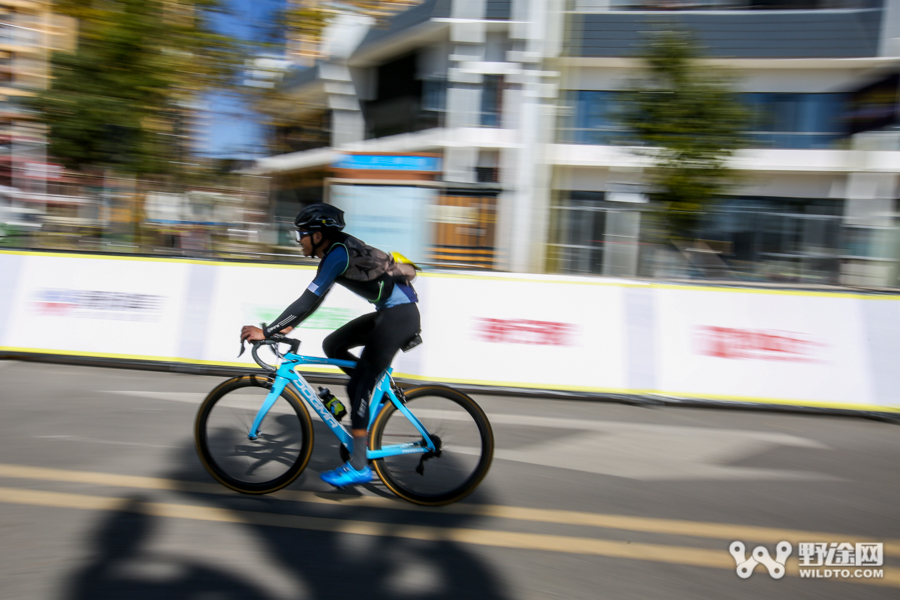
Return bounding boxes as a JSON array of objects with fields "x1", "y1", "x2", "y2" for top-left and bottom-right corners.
[{"x1": 391, "y1": 252, "x2": 421, "y2": 271}]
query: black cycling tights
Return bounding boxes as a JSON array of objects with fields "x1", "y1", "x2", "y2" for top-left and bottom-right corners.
[{"x1": 322, "y1": 303, "x2": 421, "y2": 431}]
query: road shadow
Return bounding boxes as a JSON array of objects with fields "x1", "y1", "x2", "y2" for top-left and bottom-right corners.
[
  {"x1": 65, "y1": 496, "x2": 279, "y2": 600},
  {"x1": 65, "y1": 421, "x2": 511, "y2": 600}
]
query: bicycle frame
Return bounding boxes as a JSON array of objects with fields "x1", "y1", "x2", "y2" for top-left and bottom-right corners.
[{"x1": 247, "y1": 351, "x2": 437, "y2": 459}]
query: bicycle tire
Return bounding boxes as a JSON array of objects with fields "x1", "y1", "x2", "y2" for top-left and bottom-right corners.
[
  {"x1": 195, "y1": 374, "x2": 314, "y2": 494},
  {"x1": 370, "y1": 385, "x2": 493, "y2": 506}
]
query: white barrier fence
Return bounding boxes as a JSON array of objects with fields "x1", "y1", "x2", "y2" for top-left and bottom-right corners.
[{"x1": 2, "y1": 250, "x2": 899, "y2": 414}]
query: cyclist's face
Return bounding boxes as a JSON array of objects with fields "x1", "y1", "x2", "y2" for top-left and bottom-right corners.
[{"x1": 296, "y1": 230, "x2": 320, "y2": 257}]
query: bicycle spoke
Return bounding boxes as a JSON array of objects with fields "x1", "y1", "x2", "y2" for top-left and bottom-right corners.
[
  {"x1": 371, "y1": 387, "x2": 493, "y2": 505},
  {"x1": 196, "y1": 379, "x2": 313, "y2": 493}
]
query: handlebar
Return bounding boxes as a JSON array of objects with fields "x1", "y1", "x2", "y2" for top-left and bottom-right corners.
[{"x1": 238, "y1": 335, "x2": 301, "y2": 371}]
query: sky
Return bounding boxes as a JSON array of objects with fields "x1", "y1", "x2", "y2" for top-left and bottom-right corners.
[{"x1": 200, "y1": 0, "x2": 287, "y2": 161}]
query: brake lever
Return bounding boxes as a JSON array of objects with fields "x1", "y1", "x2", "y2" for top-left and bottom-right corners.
[{"x1": 239, "y1": 322, "x2": 268, "y2": 358}]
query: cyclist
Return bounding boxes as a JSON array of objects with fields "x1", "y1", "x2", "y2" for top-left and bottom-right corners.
[{"x1": 240, "y1": 203, "x2": 420, "y2": 488}]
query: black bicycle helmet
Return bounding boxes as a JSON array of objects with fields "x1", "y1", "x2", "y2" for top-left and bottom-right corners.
[{"x1": 294, "y1": 203, "x2": 345, "y2": 231}]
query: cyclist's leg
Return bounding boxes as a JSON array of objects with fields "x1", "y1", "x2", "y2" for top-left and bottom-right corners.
[
  {"x1": 346, "y1": 303, "x2": 421, "y2": 431},
  {"x1": 322, "y1": 304, "x2": 420, "y2": 486},
  {"x1": 322, "y1": 312, "x2": 377, "y2": 376}
]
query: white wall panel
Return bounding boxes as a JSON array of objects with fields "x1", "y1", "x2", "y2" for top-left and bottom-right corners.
[
  {"x1": 654, "y1": 288, "x2": 874, "y2": 408},
  {"x1": 3, "y1": 251, "x2": 899, "y2": 413},
  {"x1": 418, "y1": 274, "x2": 629, "y2": 391},
  {"x1": 4, "y1": 255, "x2": 191, "y2": 360}
]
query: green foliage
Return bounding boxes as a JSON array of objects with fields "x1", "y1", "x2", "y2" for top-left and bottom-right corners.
[
  {"x1": 276, "y1": 1, "x2": 404, "y2": 47},
  {"x1": 28, "y1": 0, "x2": 241, "y2": 175},
  {"x1": 621, "y1": 29, "x2": 748, "y2": 240}
]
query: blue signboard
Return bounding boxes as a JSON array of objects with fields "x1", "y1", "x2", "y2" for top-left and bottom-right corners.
[{"x1": 333, "y1": 154, "x2": 441, "y2": 172}]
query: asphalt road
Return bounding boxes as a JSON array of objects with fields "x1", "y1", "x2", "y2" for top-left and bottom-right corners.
[{"x1": 0, "y1": 359, "x2": 898, "y2": 600}]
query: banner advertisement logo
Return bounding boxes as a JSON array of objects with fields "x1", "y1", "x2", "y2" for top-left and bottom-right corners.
[
  {"x1": 694, "y1": 326, "x2": 825, "y2": 362},
  {"x1": 474, "y1": 318, "x2": 577, "y2": 346},
  {"x1": 730, "y1": 541, "x2": 884, "y2": 581},
  {"x1": 31, "y1": 289, "x2": 164, "y2": 322}
]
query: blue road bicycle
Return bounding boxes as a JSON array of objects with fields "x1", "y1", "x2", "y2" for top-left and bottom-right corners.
[{"x1": 194, "y1": 337, "x2": 494, "y2": 506}]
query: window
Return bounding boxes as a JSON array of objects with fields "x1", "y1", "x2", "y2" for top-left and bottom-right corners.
[
  {"x1": 421, "y1": 77, "x2": 447, "y2": 129},
  {"x1": 559, "y1": 90, "x2": 850, "y2": 149},
  {"x1": 480, "y1": 75, "x2": 503, "y2": 128},
  {"x1": 422, "y1": 77, "x2": 447, "y2": 113},
  {"x1": 558, "y1": 91, "x2": 628, "y2": 145},
  {"x1": 548, "y1": 192, "x2": 608, "y2": 275},
  {"x1": 743, "y1": 93, "x2": 849, "y2": 149},
  {"x1": 364, "y1": 53, "x2": 430, "y2": 139},
  {"x1": 475, "y1": 150, "x2": 500, "y2": 183},
  {"x1": 698, "y1": 197, "x2": 844, "y2": 283},
  {"x1": 0, "y1": 22, "x2": 39, "y2": 47},
  {"x1": 549, "y1": 191, "x2": 646, "y2": 276}
]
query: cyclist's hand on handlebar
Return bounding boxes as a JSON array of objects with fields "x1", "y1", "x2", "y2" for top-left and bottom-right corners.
[
  {"x1": 240, "y1": 325, "x2": 265, "y2": 343},
  {"x1": 240, "y1": 325, "x2": 293, "y2": 344},
  {"x1": 238, "y1": 325, "x2": 298, "y2": 358}
]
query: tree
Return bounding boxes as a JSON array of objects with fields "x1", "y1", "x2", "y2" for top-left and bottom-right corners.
[
  {"x1": 620, "y1": 29, "x2": 748, "y2": 241},
  {"x1": 28, "y1": 0, "x2": 242, "y2": 175}
]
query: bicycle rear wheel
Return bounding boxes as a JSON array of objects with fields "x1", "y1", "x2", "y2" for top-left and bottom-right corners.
[
  {"x1": 370, "y1": 385, "x2": 493, "y2": 506},
  {"x1": 195, "y1": 375, "x2": 314, "y2": 494}
]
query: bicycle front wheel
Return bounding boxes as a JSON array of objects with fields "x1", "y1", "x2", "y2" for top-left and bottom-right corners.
[
  {"x1": 370, "y1": 385, "x2": 493, "y2": 506},
  {"x1": 195, "y1": 374, "x2": 314, "y2": 494}
]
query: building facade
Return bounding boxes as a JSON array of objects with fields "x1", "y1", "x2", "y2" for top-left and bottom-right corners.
[
  {"x1": 0, "y1": 1, "x2": 74, "y2": 192},
  {"x1": 254, "y1": 0, "x2": 900, "y2": 286}
]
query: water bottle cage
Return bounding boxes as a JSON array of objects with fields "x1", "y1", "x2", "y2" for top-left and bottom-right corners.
[
  {"x1": 326, "y1": 399, "x2": 347, "y2": 420},
  {"x1": 318, "y1": 387, "x2": 347, "y2": 421}
]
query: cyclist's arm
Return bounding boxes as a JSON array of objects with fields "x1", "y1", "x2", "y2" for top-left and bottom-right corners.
[{"x1": 263, "y1": 245, "x2": 349, "y2": 338}]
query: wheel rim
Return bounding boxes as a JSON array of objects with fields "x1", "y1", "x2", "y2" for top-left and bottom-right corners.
[
  {"x1": 201, "y1": 385, "x2": 309, "y2": 489},
  {"x1": 374, "y1": 393, "x2": 490, "y2": 502}
]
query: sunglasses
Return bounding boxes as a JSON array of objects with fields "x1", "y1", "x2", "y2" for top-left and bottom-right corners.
[{"x1": 294, "y1": 230, "x2": 313, "y2": 243}]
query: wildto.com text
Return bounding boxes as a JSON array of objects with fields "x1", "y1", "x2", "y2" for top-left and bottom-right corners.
[{"x1": 730, "y1": 541, "x2": 884, "y2": 581}]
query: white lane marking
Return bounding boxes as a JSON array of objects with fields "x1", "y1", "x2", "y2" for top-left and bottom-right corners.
[
  {"x1": 107, "y1": 391, "x2": 208, "y2": 403},
  {"x1": 108, "y1": 391, "x2": 835, "y2": 481},
  {"x1": 37, "y1": 435, "x2": 179, "y2": 449},
  {"x1": 421, "y1": 412, "x2": 835, "y2": 482},
  {"x1": 492, "y1": 433, "x2": 838, "y2": 482},
  {"x1": 107, "y1": 392, "x2": 821, "y2": 442},
  {"x1": 413, "y1": 409, "x2": 828, "y2": 446},
  {"x1": 105, "y1": 390, "x2": 327, "y2": 420}
]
